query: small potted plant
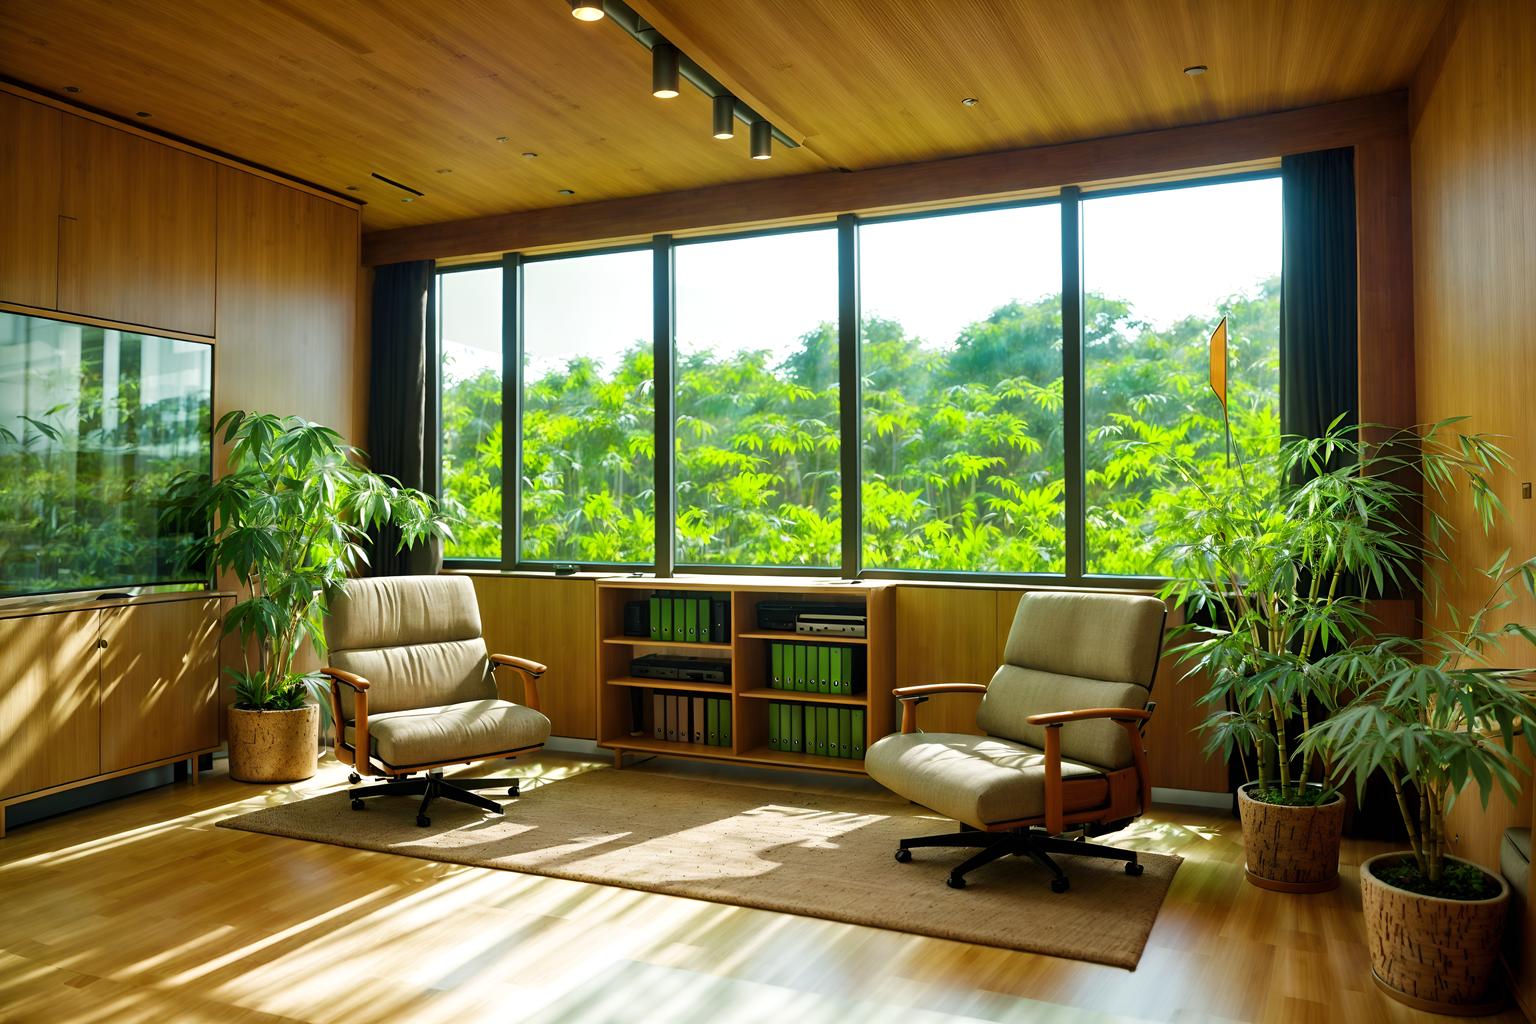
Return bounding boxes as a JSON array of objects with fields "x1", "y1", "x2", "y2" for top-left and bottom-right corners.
[
  {"x1": 1303, "y1": 557, "x2": 1536, "y2": 1013},
  {"x1": 1148, "y1": 418, "x2": 1511, "y2": 893},
  {"x1": 166, "y1": 411, "x2": 452, "y2": 783}
]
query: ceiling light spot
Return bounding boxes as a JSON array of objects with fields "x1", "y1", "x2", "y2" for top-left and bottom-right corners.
[
  {"x1": 496, "y1": 135, "x2": 510, "y2": 143},
  {"x1": 557, "y1": 188, "x2": 576, "y2": 196},
  {"x1": 135, "y1": 111, "x2": 151, "y2": 118},
  {"x1": 64, "y1": 85, "x2": 80, "y2": 93},
  {"x1": 345, "y1": 185, "x2": 361, "y2": 191},
  {"x1": 961, "y1": 97, "x2": 979, "y2": 108},
  {"x1": 401, "y1": 197, "x2": 414, "y2": 203},
  {"x1": 521, "y1": 152, "x2": 539, "y2": 159},
  {"x1": 1183, "y1": 64, "x2": 1209, "y2": 76}
]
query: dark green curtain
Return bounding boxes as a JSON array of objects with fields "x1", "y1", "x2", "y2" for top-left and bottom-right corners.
[
  {"x1": 1280, "y1": 147, "x2": 1358, "y2": 479},
  {"x1": 367, "y1": 260, "x2": 438, "y2": 576}
]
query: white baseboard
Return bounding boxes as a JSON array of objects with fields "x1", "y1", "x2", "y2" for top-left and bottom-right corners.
[{"x1": 1151, "y1": 786, "x2": 1233, "y2": 810}]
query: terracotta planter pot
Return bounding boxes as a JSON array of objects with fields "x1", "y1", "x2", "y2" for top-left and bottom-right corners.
[
  {"x1": 1237, "y1": 782, "x2": 1345, "y2": 892},
  {"x1": 1360, "y1": 852, "x2": 1509, "y2": 1016},
  {"x1": 227, "y1": 705, "x2": 319, "y2": 783}
]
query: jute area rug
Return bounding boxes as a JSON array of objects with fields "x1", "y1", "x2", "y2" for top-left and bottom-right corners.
[{"x1": 219, "y1": 766, "x2": 1180, "y2": 969}]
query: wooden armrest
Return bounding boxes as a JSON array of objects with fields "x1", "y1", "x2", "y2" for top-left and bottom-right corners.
[
  {"x1": 490, "y1": 654, "x2": 547, "y2": 713},
  {"x1": 321, "y1": 668, "x2": 369, "y2": 774},
  {"x1": 894, "y1": 683, "x2": 988, "y2": 733},
  {"x1": 321, "y1": 667, "x2": 370, "y2": 691},
  {"x1": 1025, "y1": 706, "x2": 1151, "y2": 726}
]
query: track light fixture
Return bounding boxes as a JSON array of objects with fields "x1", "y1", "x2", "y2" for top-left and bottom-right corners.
[
  {"x1": 569, "y1": 0, "x2": 604, "y2": 21},
  {"x1": 652, "y1": 43, "x2": 681, "y2": 98},
  {"x1": 712, "y1": 95, "x2": 736, "y2": 139},
  {"x1": 750, "y1": 119, "x2": 772, "y2": 160}
]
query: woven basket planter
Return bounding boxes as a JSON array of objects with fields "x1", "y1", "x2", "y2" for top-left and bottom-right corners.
[
  {"x1": 1237, "y1": 782, "x2": 1345, "y2": 893},
  {"x1": 228, "y1": 705, "x2": 319, "y2": 783},
  {"x1": 1360, "y1": 853, "x2": 1509, "y2": 1016}
]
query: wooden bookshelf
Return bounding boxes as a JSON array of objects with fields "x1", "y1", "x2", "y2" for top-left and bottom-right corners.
[{"x1": 595, "y1": 577, "x2": 895, "y2": 775}]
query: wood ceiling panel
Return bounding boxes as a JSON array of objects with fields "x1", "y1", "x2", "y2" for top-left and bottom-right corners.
[{"x1": 1, "y1": 0, "x2": 1446, "y2": 234}]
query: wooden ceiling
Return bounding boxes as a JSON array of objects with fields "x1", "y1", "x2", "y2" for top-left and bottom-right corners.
[{"x1": 1, "y1": 0, "x2": 1449, "y2": 233}]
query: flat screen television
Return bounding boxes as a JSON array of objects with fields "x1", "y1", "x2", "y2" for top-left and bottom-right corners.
[{"x1": 0, "y1": 309, "x2": 212, "y2": 599}]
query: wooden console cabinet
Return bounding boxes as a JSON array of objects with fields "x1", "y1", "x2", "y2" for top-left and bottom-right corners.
[{"x1": 0, "y1": 591, "x2": 226, "y2": 837}]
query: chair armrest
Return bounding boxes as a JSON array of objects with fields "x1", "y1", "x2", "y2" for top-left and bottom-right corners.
[
  {"x1": 320, "y1": 668, "x2": 369, "y2": 773},
  {"x1": 1025, "y1": 706, "x2": 1150, "y2": 726},
  {"x1": 491, "y1": 654, "x2": 548, "y2": 712},
  {"x1": 893, "y1": 683, "x2": 988, "y2": 733}
]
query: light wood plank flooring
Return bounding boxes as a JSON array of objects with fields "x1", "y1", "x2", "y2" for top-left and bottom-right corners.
[{"x1": 0, "y1": 752, "x2": 1523, "y2": 1024}]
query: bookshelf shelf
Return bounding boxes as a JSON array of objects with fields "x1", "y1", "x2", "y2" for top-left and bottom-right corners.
[
  {"x1": 737, "y1": 630, "x2": 868, "y2": 646},
  {"x1": 602, "y1": 635, "x2": 734, "y2": 652},
  {"x1": 736, "y1": 687, "x2": 865, "y2": 706},
  {"x1": 605, "y1": 676, "x2": 731, "y2": 694},
  {"x1": 595, "y1": 578, "x2": 894, "y2": 776}
]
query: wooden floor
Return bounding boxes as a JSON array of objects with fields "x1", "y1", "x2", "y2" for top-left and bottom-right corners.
[{"x1": 0, "y1": 752, "x2": 1525, "y2": 1024}]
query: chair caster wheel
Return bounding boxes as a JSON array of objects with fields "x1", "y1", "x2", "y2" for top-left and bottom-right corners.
[
  {"x1": 894, "y1": 848, "x2": 912, "y2": 864},
  {"x1": 350, "y1": 798, "x2": 365, "y2": 811},
  {"x1": 416, "y1": 814, "x2": 431, "y2": 828},
  {"x1": 946, "y1": 875, "x2": 966, "y2": 890},
  {"x1": 1050, "y1": 877, "x2": 1071, "y2": 893},
  {"x1": 348, "y1": 772, "x2": 361, "y2": 784},
  {"x1": 1125, "y1": 861, "x2": 1144, "y2": 877},
  {"x1": 507, "y1": 781, "x2": 520, "y2": 797}
]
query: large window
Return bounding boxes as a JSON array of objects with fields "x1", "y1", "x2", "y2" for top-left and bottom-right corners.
[
  {"x1": 674, "y1": 229, "x2": 840, "y2": 567},
  {"x1": 438, "y1": 266, "x2": 502, "y2": 561},
  {"x1": 521, "y1": 249, "x2": 653, "y2": 563},
  {"x1": 1082, "y1": 177, "x2": 1282, "y2": 576},
  {"x1": 434, "y1": 171, "x2": 1283, "y2": 582},
  {"x1": 859, "y1": 204, "x2": 1064, "y2": 572}
]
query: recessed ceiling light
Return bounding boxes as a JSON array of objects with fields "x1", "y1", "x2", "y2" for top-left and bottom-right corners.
[
  {"x1": 64, "y1": 85, "x2": 80, "y2": 94},
  {"x1": 569, "y1": 0, "x2": 604, "y2": 21},
  {"x1": 1183, "y1": 65, "x2": 1209, "y2": 76},
  {"x1": 557, "y1": 188, "x2": 576, "y2": 196},
  {"x1": 961, "y1": 97, "x2": 979, "y2": 108},
  {"x1": 521, "y1": 151, "x2": 539, "y2": 159},
  {"x1": 135, "y1": 111, "x2": 151, "y2": 118},
  {"x1": 496, "y1": 135, "x2": 510, "y2": 143},
  {"x1": 401, "y1": 197, "x2": 414, "y2": 203},
  {"x1": 345, "y1": 185, "x2": 361, "y2": 191}
]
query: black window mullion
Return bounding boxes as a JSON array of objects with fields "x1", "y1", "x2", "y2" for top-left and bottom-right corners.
[
  {"x1": 837, "y1": 213, "x2": 861, "y2": 579},
  {"x1": 1060, "y1": 187, "x2": 1085, "y2": 582},
  {"x1": 653, "y1": 235, "x2": 676, "y2": 577},
  {"x1": 501, "y1": 252, "x2": 523, "y2": 572}
]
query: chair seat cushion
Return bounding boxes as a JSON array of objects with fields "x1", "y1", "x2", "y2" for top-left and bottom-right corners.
[
  {"x1": 866, "y1": 732, "x2": 1107, "y2": 830},
  {"x1": 345, "y1": 699, "x2": 551, "y2": 770}
]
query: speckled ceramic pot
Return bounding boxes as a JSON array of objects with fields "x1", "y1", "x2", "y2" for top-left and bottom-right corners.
[{"x1": 1237, "y1": 782, "x2": 1345, "y2": 892}]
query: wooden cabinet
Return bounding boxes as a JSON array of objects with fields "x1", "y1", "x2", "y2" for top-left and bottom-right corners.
[
  {"x1": 58, "y1": 117, "x2": 217, "y2": 336},
  {"x1": 99, "y1": 599, "x2": 222, "y2": 773},
  {"x1": 0, "y1": 92, "x2": 62, "y2": 309},
  {"x1": 0, "y1": 594, "x2": 225, "y2": 836},
  {"x1": 0, "y1": 609, "x2": 100, "y2": 800}
]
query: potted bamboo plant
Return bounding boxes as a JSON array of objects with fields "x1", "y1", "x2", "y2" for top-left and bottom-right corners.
[
  {"x1": 1150, "y1": 418, "x2": 1511, "y2": 892},
  {"x1": 166, "y1": 411, "x2": 452, "y2": 783},
  {"x1": 1302, "y1": 559, "x2": 1536, "y2": 1013}
]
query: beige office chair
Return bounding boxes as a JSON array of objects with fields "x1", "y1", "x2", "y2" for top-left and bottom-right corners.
[
  {"x1": 867, "y1": 591, "x2": 1165, "y2": 892},
  {"x1": 321, "y1": 575, "x2": 552, "y2": 827}
]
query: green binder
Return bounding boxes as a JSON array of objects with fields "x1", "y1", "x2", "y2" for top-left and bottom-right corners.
[
  {"x1": 768, "y1": 702, "x2": 781, "y2": 750},
  {"x1": 840, "y1": 647, "x2": 854, "y2": 695},
  {"x1": 684, "y1": 598, "x2": 698, "y2": 642},
  {"x1": 768, "y1": 642, "x2": 780, "y2": 688},
  {"x1": 696, "y1": 598, "x2": 711, "y2": 642},
  {"x1": 838, "y1": 707, "x2": 853, "y2": 758},
  {"x1": 780, "y1": 704, "x2": 793, "y2": 752},
  {"x1": 707, "y1": 699, "x2": 719, "y2": 745},
  {"x1": 815, "y1": 706, "x2": 829, "y2": 757},
  {"x1": 672, "y1": 596, "x2": 687, "y2": 641},
  {"x1": 794, "y1": 645, "x2": 808, "y2": 691},
  {"x1": 720, "y1": 700, "x2": 731, "y2": 746},
  {"x1": 817, "y1": 646, "x2": 831, "y2": 694},
  {"x1": 805, "y1": 704, "x2": 817, "y2": 757},
  {"x1": 852, "y1": 708, "x2": 866, "y2": 758},
  {"x1": 649, "y1": 595, "x2": 661, "y2": 640},
  {"x1": 659, "y1": 593, "x2": 673, "y2": 641},
  {"x1": 790, "y1": 704, "x2": 803, "y2": 753}
]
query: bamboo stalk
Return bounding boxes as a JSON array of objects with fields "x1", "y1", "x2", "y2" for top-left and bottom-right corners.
[{"x1": 1390, "y1": 772, "x2": 1427, "y2": 874}]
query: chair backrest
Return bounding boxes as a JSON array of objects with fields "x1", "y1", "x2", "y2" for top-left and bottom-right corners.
[
  {"x1": 976, "y1": 591, "x2": 1165, "y2": 770},
  {"x1": 325, "y1": 575, "x2": 494, "y2": 715}
]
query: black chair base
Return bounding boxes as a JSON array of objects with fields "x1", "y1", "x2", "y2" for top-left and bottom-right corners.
[
  {"x1": 348, "y1": 769, "x2": 522, "y2": 827},
  {"x1": 894, "y1": 825, "x2": 1143, "y2": 893}
]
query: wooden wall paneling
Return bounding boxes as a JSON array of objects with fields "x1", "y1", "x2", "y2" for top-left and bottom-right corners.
[
  {"x1": 0, "y1": 610, "x2": 100, "y2": 800},
  {"x1": 364, "y1": 93, "x2": 1410, "y2": 264},
  {"x1": 893, "y1": 587, "x2": 998, "y2": 735},
  {"x1": 57, "y1": 117, "x2": 217, "y2": 335},
  {"x1": 214, "y1": 166, "x2": 365, "y2": 450},
  {"x1": 1355, "y1": 128, "x2": 1416, "y2": 430},
  {"x1": 470, "y1": 576, "x2": 598, "y2": 740},
  {"x1": 1141, "y1": 604, "x2": 1228, "y2": 794},
  {"x1": 98, "y1": 599, "x2": 222, "y2": 774},
  {"x1": 0, "y1": 93, "x2": 61, "y2": 309}
]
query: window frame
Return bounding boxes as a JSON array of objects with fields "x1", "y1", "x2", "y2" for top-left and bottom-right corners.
[{"x1": 433, "y1": 168, "x2": 1282, "y2": 589}]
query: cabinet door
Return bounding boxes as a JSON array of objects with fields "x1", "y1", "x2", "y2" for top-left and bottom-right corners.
[
  {"x1": 0, "y1": 610, "x2": 100, "y2": 800},
  {"x1": 99, "y1": 599, "x2": 222, "y2": 772},
  {"x1": 58, "y1": 118, "x2": 216, "y2": 336},
  {"x1": 0, "y1": 93, "x2": 61, "y2": 309}
]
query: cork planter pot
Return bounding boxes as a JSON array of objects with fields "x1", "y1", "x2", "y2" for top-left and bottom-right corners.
[
  {"x1": 227, "y1": 705, "x2": 319, "y2": 784},
  {"x1": 1237, "y1": 782, "x2": 1345, "y2": 893},
  {"x1": 1360, "y1": 853, "x2": 1509, "y2": 1016}
]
